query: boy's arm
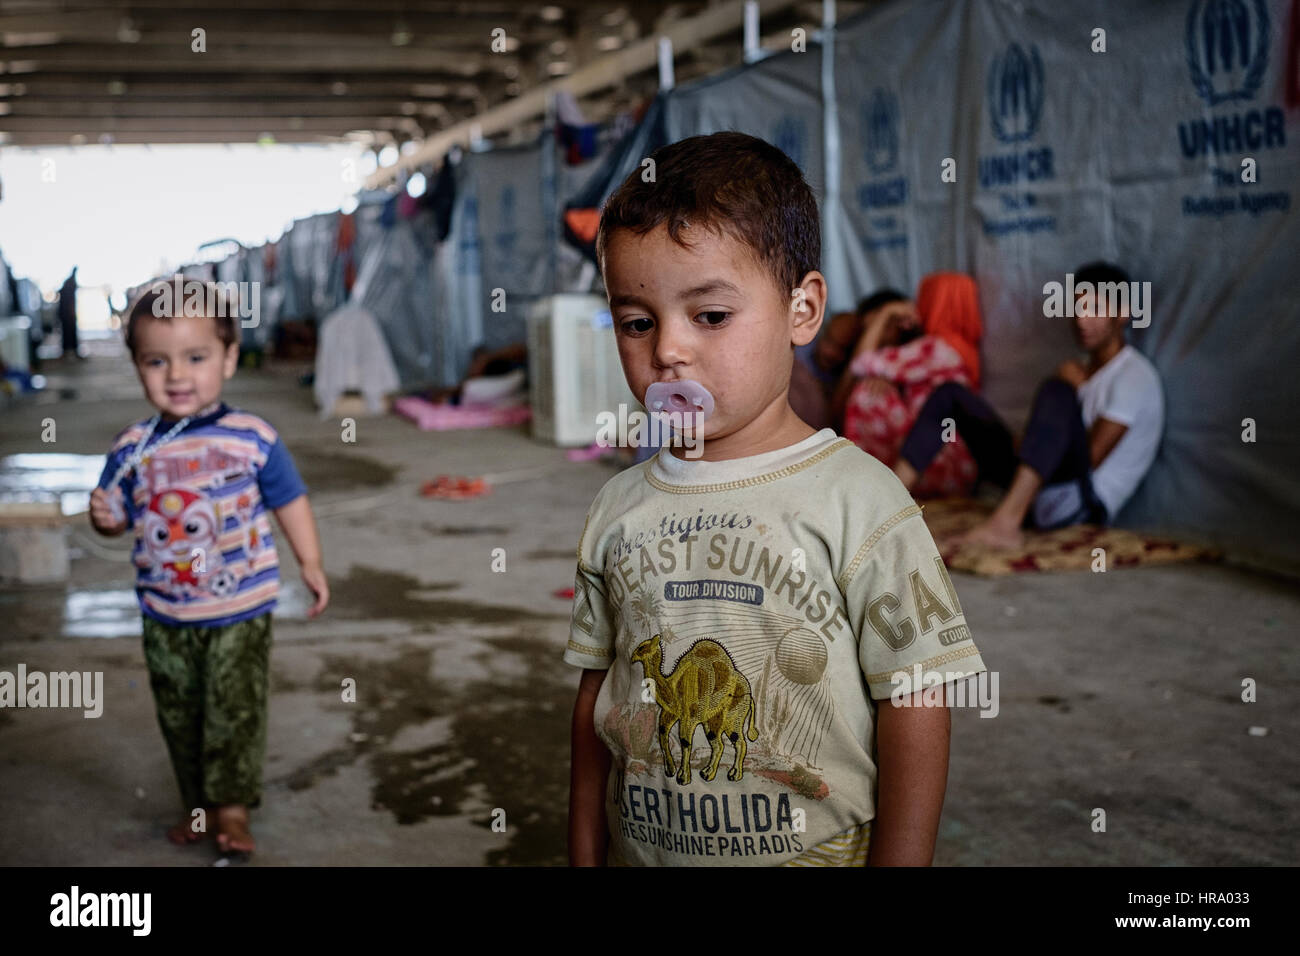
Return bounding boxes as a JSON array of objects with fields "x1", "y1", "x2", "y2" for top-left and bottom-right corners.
[
  {"x1": 272, "y1": 495, "x2": 329, "y2": 617},
  {"x1": 569, "y1": 667, "x2": 611, "y2": 866},
  {"x1": 867, "y1": 692, "x2": 951, "y2": 866},
  {"x1": 1088, "y1": 417, "x2": 1128, "y2": 469},
  {"x1": 88, "y1": 487, "x2": 128, "y2": 536},
  {"x1": 845, "y1": 501, "x2": 985, "y2": 868}
]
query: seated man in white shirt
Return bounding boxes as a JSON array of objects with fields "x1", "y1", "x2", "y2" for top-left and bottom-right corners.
[{"x1": 891, "y1": 261, "x2": 1165, "y2": 550}]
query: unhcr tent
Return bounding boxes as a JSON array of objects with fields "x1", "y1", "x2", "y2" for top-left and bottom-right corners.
[
  {"x1": 822, "y1": 0, "x2": 1300, "y2": 570},
  {"x1": 558, "y1": 0, "x2": 1298, "y2": 571}
]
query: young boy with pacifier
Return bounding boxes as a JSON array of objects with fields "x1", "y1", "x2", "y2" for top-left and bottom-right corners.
[{"x1": 565, "y1": 132, "x2": 988, "y2": 866}]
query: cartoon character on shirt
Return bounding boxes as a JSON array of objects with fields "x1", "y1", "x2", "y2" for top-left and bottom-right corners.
[{"x1": 140, "y1": 487, "x2": 239, "y2": 597}]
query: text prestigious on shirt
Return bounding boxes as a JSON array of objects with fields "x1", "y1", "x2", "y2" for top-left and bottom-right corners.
[{"x1": 610, "y1": 508, "x2": 757, "y2": 560}]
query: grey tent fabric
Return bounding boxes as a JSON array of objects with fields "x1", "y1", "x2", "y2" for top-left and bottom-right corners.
[
  {"x1": 307, "y1": 213, "x2": 340, "y2": 317},
  {"x1": 276, "y1": 212, "x2": 337, "y2": 320},
  {"x1": 441, "y1": 151, "x2": 486, "y2": 383},
  {"x1": 451, "y1": 130, "x2": 613, "y2": 358},
  {"x1": 275, "y1": 228, "x2": 303, "y2": 321},
  {"x1": 556, "y1": 146, "x2": 614, "y2": 292},
  {"x1": 664, "y1": 44, "x2": 826, "y2": 203},
  {"x1": 473, "y1": 142, "x2": 550, "y2": 350},
  {"x1": 349, "y1": 213, "x2": 441, "y2": 387},
  {"x1": 197, "y1": 129, "x2": 613, "y2": 390},
  {"x1": 819, "y1": 0, "x2": 1299, "y2": 567}
]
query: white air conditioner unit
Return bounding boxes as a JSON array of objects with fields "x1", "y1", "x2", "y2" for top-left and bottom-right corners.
[{"x1": 528, "y1": 294, "x2": 636, "y2": 446}]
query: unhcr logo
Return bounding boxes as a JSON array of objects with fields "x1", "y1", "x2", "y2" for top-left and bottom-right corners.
[
  {"x1": 978, "y1": 43, "x2": 1055, "y2": 191},
  {"x1": 987, "y1": 42, "x2": 1044, "y2": 144},
  {"x1": 1186, "y1": 0, "x2": 1269, "y2": 106},
  {"x1": 1176, "y1": 0, "x2": 1284, "y2": 158},
  {"x1": 858, "y1": 87, "x2": 908, "y2": 212},
  {"x1": 863, "y1": 87, "x2": 900, "y2": 174}
]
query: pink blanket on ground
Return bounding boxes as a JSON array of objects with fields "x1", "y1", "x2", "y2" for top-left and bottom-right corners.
[{"x1": 393, "y1": 396, "x2": 532, "y2": 431}]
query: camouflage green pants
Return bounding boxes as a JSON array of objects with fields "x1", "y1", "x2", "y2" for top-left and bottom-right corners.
[{"x1": 141, "y1": 612, "x2": 272, "y2": 811}]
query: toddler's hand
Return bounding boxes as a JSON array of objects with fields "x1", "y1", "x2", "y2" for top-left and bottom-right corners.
[
  {"x1": 89, "y1": 487, "x2": 128, "y2": 536},
  {"x1": 301, "y1": 562, "x2": 330, "y2": 617}
]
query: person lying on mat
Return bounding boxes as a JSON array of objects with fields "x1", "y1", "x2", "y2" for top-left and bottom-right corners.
[
  {"x1": 429, "y1": 341, "x2": 528, "y2": 405},
  {"x1": 890, "y1": 261, "x2": 1164, "y2": 551}
]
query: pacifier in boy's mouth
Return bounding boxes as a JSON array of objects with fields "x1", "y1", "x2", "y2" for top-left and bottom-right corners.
[{"x1": 645, "y1": 380, "x2": 715, "y2": 420}]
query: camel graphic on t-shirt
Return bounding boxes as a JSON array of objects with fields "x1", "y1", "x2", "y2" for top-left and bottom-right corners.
[{"x1": 631, "y1": 634, "x2": 760, "y2": 785}]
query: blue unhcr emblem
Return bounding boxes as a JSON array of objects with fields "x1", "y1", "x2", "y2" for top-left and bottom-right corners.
[
  {"x1": 863, "y1": 87, "x2": 901, "y2": 174},
  {"x1": 987, "y1": 42, "x2": 1044, "y2": 144},
  {"x1": 1186, "y1": 0, "x2": 1270, "y2": 106}
]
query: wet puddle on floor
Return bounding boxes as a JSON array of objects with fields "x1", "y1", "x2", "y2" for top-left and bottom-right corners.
[
  {"x1": 327, "y1": 566, "x2": 566, "y2": 627},
  {"x1": 62, "y1": 589, "x2": 141, "y2": 638},
  {"x1": 281, "y1": 633, "x2": 574, "y2": 865},
  {"x1": 0, "y1": 453, "x2": 105, "y2": 515},
  {"x1": 285, "y1": 449, "x2": 398, "y2": 494},
  {"x1": 0, "y1": 587, "x2": 141, "y2": 641}
]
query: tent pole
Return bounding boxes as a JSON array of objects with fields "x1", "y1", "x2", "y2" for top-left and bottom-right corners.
[
  {"x1": 658, "y1": 37, "x2": 675, "y2": 92},
  {"x1": 744, "y1": 1, "x2": 761, "y2": 64},
  {"x1": 821, "y1": 0, "x2": 849, "y2": 312}
]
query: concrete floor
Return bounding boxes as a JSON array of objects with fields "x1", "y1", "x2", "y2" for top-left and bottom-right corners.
[{"x1": 1, "y1": 338, "x2": 1297, "y2": 866}]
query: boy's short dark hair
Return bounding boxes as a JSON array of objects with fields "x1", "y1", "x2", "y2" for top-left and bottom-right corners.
[
  {"x1": 1074, "y1": 261, "x2": 1131, "y2": 288},
  {"x1": 124, "y1": 280, "x2": 238, "y2": 357},
  {"x1": 595, "y1": 131, "x2": 820, "y2": 301},
  {"x1": 855, "y1": 288, "x2": 908, "y2": 318}
]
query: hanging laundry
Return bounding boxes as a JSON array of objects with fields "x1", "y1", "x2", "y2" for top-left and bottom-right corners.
[
  {"x1": 422, "y1": 159, "x2": 457, "y2": 241},
  {"x1": 555, "y1": 90, "x2": 600, "y2": 165},
  {"x1": 335, "y1": 212, "x2": 357, "y2": 294},
  {"x1": 561, "y1": 94, "x2": 670, "y2": 263}
]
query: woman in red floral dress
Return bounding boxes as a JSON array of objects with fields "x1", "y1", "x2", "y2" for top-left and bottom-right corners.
[{"x1": 840, "y1": 273, "x2": 984, "y2": 498}]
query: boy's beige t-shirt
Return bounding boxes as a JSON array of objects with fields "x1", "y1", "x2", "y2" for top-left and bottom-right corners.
[{"x1": 565, "y1": 428, "x2": 987, "y2": 866}]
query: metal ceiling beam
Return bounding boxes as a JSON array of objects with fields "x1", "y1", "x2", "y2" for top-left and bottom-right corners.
[
  {"x1": 2, "y1": 99, "x2": 463, "y2": 118},
  {"x1": 0, "y1": 130, "x2": 357, "y2": 144},
  {"x1": 2, "y1": 43, "x2": 513, "y2": 73},
  {"x1": 365, "y1": 0, "x2": 802, "y2": 187},
  {"x1": 0, "y1": 10, "x2": 566, "y2": 40},
  {"x1": 3, "y1": 75, "x2": 499, "y2": 96},
  {"x1": 1, "y1": 115, "x2": 417, "y2": 132}
]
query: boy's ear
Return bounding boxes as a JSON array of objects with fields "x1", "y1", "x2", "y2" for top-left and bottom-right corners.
[
  {"x1": 222, "y1": 340, "x2": 240, "y2": 378},
  {"x1": 790, "y1": 271, "x2": 827, "y2": 347}
]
